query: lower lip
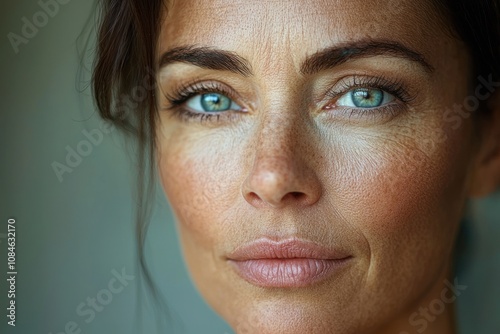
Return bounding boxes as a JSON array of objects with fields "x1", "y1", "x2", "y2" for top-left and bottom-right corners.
[{"x1": 229, "y1": 258, "x2": 351, "y2": 288}]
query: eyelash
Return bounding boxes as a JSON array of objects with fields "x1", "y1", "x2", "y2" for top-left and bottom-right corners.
[
  {"x1": 322, "y1": 76, "x2": 413, "y2": 122},
  {"x1": 162, "y1": 76, "x2": 413, "y2": 123},
  {"x1": 327, "y1": 76, "x2": 412, "y2": 103},
  {"x1": 162, "y1": 81, "x2": 243, "y2": 123}
]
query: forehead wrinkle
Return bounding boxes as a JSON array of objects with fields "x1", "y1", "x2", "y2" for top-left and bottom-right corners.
[
  {"x1": 250, "y1": 8, "x2": 300, "y2": 77},
  {"x1": 160, "y1": 0, "x2": 464, "y2": 81}
]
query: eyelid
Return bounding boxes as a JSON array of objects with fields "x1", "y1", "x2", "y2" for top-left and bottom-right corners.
[
  {"x1": 322, "y1": 104, "x2": 406, "y2": 124},
  {"x1": 163, "y1": 79, "x2": 247, "y2": 109},
  {"x1": 160, "y1": 79, "x2": 250, "y2": 123},
  {"x1": 317, "y1": 75, "x2": 414, "y2": 124},
  {"x1": 186, "y1": 93, "x2": 243, "y2": 112},
  {"x1": 336, "y1": 88, "x2": 396, "y2": 108},
  {"x1": 162, "y1": 75, "x2": 415, "y2": 124},
  {"x1": 322, "y1": 75, "x2": 414, "y2": 105}
]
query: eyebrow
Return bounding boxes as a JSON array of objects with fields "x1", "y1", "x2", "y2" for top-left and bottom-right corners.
[
  {"x1": 300, "y1": 40, "x2": 435, "y2": 75},
  {"x1": 158, "y1": 40, "x2": 434, "y2": 76},
  {"x1": 159, "y1": 46, "x2": 252, "y2": 76}
]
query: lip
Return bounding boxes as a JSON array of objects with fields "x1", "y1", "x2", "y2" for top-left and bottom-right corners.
[{"x1": 227, "y1": 238, "x2": 352, "y2": 288}]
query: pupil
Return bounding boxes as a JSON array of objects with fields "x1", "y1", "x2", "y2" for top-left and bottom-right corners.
[{"x1": 351, "y1": 89, "x2": 383, "y2": 108}]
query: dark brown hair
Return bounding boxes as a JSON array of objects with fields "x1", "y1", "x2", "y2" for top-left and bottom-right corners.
[
  {"x1": 91, "y1": 0, "x2": 169, "y2": 328},
  {"x1": 90, "y1": 0, "x2": 500, "y2": 328}
]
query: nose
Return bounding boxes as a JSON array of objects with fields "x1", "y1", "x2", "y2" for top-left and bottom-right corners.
[{"x1": 242, "y1": 115, "x2": 322, "y2": 209}]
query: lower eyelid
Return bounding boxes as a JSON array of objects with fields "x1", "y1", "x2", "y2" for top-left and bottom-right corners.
[
  {"x1": 170, "y1": 105, "x2": 247, "y2": 124},
  {"x1": 325, "y1": 103, "x2": 407, "y2": 123}
]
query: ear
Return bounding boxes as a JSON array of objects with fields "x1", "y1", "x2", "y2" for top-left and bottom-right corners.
[{"x1": 469, "y1": 90, "x2": 500, "y2": 198}]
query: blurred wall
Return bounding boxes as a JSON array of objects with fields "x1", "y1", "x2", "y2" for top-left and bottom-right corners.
[{"x1": 0, "y1": 1, "x2": 231, "y2": 333}]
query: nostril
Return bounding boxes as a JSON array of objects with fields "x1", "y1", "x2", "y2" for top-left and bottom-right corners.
[
  {"x1": 245, "y1": 192, "x2": 262, "y2": 206},
  {"x1": 242, "y1": 164, "x2": 322, "y2": 207},
  {"x1": 244, "y1": 191, "x2": 307, "y2": 208},
  {"x1": 285, "y1": 191, "x2": 307, "y2": 202}
]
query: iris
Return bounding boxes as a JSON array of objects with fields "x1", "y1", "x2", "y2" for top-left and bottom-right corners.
[
  {"x1": 200, "y1": 93, "x2": 232, "y2": 111},
  {"x1": 351, "y1": 88, "x2": 384, "y2": 108}
]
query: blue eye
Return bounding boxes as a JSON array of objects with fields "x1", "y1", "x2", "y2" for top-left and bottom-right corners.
[
  {"x1": 337, "y1": 88, "x2": 395, "y2": 108},
  {"x1": 186, "y1": 93, "x2": 242, "y2": 112}
]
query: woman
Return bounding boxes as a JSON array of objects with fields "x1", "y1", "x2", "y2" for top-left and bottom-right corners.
[{"x1": 92, "y1": 0, "x2": 500, "y2": 333}]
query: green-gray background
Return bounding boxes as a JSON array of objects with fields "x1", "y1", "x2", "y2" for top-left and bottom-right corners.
[{"x1": 0, "y1": 1, "x2": 498, "y2": 334}]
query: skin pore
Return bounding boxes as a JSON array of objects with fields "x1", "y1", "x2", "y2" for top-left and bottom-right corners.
[{"x1": 154, "y1": 0, "x2": 500, "y2": 333}]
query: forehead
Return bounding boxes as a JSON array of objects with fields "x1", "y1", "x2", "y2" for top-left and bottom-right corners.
[{"x1": 159, "y1": 0, "x2": 452, "y2": 70}]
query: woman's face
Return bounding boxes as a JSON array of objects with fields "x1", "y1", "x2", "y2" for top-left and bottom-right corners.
[{"x1": 155, "y1": 0, "x2": 481, "y2": 332}]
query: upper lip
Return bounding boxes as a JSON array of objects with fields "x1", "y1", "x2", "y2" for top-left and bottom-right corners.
[{"x1": 227, "y1": 238, "x2": 351, "y2": 261}]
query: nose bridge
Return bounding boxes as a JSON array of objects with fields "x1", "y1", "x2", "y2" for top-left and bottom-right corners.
[
  {"x1": 252, "y1": 87, "x2": 307, "y2": 165},
  {"x1": 242, "y1": 99, "x2": 322, "y2": 208},
  {"x1": 252, "y1": 115, "x2": 298, "y2": 183}
]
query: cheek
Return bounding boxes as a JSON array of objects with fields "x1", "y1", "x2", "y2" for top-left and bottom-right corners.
[
  {"x1": 157, "y1": 129, "x2": 240, "y2": 245},
  {"x1": 157, "y1": 130, "x2": 247, "y2": 304},
  {"x1": 160, "y1": 151, "x2": 220, "y2": 235},
  {"x1": 332, "y1": 115, "x2": 474, "y2": 289}
]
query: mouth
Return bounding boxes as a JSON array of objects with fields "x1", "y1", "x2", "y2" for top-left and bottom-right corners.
[{"x1": 226, "y1": 238, "x2": 352, "y2": 288}]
